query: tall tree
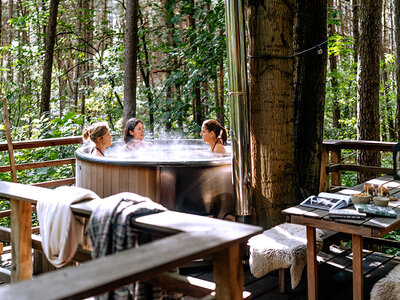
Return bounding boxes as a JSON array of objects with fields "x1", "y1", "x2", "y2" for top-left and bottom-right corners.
[
  {"x1": 40, "y1": 0, "x2": 60, "y2": 115},
  {"x1": 395, "y1": 0, "x2": 400, "y2": 139},
  {"x1": 246, "y1": 0, "x2": 297, "y2": 228},
  {"x1": 328, "y1": 1, "x2": 340, "y2": 130},
  {"x1": 294, "y1": 0, "x2": 327, "y2": 198},
  {"x1": 352, "y1": 0, "x2": 360, "y2": 63},
  {"x1": 356, "y1": 0, "x2": 382, "y2": 183},
  {"x1": 123, "y1": 0, "x2": 139, "y2": 125}
]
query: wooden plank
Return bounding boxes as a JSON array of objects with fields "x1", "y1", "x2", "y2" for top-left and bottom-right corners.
[
  {"x1": 111, "y1": 165, "x2": 120, "y2": 195},
  {"x1": 103, "y1": 164, "x2": 113, "y2": 197},
  {"x1": 213, "y1": 244, "x2": 243, "y2": 300},
  {"x1": 306, "y1": 226, "x2": 318, "y2": 300},
  {"x1": 31, "y1": 178, "x2": 75, "y2": 188},
  {"x1": 352, "y1": 235, "x2": 363, "y2": 300},
  {"x1": 0, "y1": 136, "x2": 82, "y2": 152},
  {"x1": 290, "y1": 215, "x2": 374, "y2": 236},
  {"x1": 119, "y1": 166, "x2": 129, "y2": 194},
  {"x1": 10, "y1": 199, "x2": 32, "y2": 282},
  {"x1": 327, "y1": 164, "x2": 393, "y2": 175},
  {"x1": 319, "y1": 146, "x2": 329, "y2": 192},
  {"x1": 330, "y1": 148, "x2": 341, "y2": 186},
  {"x1": 0, "y1": 158, "x2": 75, "y2": 173}
]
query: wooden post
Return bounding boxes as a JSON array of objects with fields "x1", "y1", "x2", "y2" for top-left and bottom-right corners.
[
  {"x1": 306, "y1": 226, "x2": 318, "y2": 300},
  {"x1": 319, "y1": 145, "x2": 329, "y2": 192},
  {"x1": 330, "y1": 148, "x2": 342, "y2": 187},
  {"x1": 213, "y1": 244, "x2": 243, "y2": 300},
  {"x1": 2, "y1": 96, "x2": 33, "y2": 281}
]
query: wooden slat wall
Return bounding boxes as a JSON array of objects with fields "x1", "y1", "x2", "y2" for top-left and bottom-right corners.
[{"x1": 76, "y1": 159, "x2": 157, "y2": 200}]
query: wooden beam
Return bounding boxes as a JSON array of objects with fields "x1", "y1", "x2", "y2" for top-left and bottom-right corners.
[
  {"x1": 0, "y1": 136, "x2": 83, "y2": 152},
  {"x1": 213, "y1": 244, "x2": 243, "y2": 300},
  {"x1": 327, "y1": 164, "x2": 393, "y2": 175},
  {"x1": 31, "y1": 178, "x2": 76, "y2": 188},
  {"x1": 0, "y1": 158, "x2": 75, "y2": 173}
]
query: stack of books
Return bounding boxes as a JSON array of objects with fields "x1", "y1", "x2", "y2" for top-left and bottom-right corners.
[
  {"x1": 329, "y1": 208, "x2": 366, "y2": 220},
  {"x1": 354, "y1": 204, "x2": 397, "y2": 218}
]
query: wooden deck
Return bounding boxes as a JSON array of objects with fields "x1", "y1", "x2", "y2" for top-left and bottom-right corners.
[{"x1": 180, "y1": 244, "x2": 400, "y2": 300}]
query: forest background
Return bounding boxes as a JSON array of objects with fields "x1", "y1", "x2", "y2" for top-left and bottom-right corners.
[{"x1": 0, "y1": 0, "x2": 399, "y2": 236}]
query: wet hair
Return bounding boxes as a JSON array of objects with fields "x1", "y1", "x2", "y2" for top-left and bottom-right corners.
[
  {"x1": 202, "y1": 119, "x2": 228, "y2": 145},
  {"x1": 123, "y1": 118, "x2": 143, "y2": 143},
  {"x1": 82, "y1": 122, "x2": 110, "y2": 144}
]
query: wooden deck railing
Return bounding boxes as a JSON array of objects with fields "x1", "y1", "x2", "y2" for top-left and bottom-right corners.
[
  {"x1": 0, "y1": 136, "x2": 82, "y2": 188},
  {"x1": 0, "y1": 136, "x2": 396, "y2": 192},
  {"x1": 0, "y1": 181, "x2": 262, "y2": 299},
  {"x1": 319, "y1": 140, "x2": 396, "y2": 192}
]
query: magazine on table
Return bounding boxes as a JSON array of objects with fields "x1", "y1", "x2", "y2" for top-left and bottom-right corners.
[
  {"x1": 354, "y1": 204, "x2": 397, "y2": 218},
  {"x1": 300, "y1": 192, "x2": 352, "y2": 210}
]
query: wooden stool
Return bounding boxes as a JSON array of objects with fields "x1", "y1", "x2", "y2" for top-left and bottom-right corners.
[{"x1": 248, "y1": 223, "x2": 323, "y2": 292}]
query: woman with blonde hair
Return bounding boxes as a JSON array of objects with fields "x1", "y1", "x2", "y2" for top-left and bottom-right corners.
[
  {"x1": 82, "y1": 122, "x2": 112, "y2": 156},
  {"x1": 200, "y1": 119, "x2": 228, "y2": 154}
]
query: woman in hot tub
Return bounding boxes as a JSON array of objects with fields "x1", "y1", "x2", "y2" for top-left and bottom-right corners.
[
  {"x1": 82, "y1": 121, "x2": 112, "y2": 157},
  {"x1": 200, "y1": 119, "x2": 227, "y2": 154},
  {"x1": 123, "y1": 118, "x2": 153, "y2": 150}
]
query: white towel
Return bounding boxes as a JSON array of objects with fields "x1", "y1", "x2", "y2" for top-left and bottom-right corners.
[{"x1": 37, "y1": 186, "x2": 99, "y2": 268}]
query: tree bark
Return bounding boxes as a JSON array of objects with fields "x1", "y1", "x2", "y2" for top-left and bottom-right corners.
[
  {"x1": 123, "y1": 0, "x2": 139, "y2": 125},
  {"x1": 294, "y1": 0, "x2": 327, "y2": 198},
  {"x1": 40, "y1": 0, "x2": 60, "y2": 115},
  {"x1": 246, "y1": 0, "x2": 296, "y2": 228},
  {"x1": 395, "y1": 0, "x2": 400, "y2": 139},
  {"x1": 356, "y1": 0, "x2": 382, "y2": 183}
]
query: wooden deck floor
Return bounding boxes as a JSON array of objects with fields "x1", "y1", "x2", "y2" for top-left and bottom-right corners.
[{"x1": 180, "y1": 244, "x2": 400, "y2": 300}]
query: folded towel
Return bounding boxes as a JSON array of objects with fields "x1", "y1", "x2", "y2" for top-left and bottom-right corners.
[{"x1": 37, "y1": 186, "x2": 99, "y2": 268}]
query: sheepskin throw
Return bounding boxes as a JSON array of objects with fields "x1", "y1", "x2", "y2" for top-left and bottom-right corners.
[
  {"x1": 248, "y1": 223, "x2": 323, "y2": 289},
  {"x1": 370, "y1": 263, "x2": 400, "y2": 300}
]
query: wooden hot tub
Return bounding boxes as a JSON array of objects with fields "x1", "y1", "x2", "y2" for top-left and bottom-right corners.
[{"x1": 75, "y1": 140, "x2": 234, "y2": 218}]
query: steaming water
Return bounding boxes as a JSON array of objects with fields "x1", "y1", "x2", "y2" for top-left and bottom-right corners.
[{"x1": 79, "y1": 139, "x2": 231, "y2": 164}]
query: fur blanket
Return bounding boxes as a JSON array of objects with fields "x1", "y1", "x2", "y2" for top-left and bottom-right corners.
[
  {"x1": 248, "y1": 223, "x2": 323, "y2": 289},
  {"x1": 370, "y1": 263, "x2": 400, "y2": 300}
]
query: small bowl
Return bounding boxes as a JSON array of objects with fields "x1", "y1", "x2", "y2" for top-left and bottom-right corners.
[
  {"x1": 373, "y1": 196, "x2": 390, "y2": 207},
  {"x1": 351, "y1": 194, "x2": 372, "y2": 204}
]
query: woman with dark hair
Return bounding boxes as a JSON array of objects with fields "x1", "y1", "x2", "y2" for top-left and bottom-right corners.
[
  {"x1": 123, "y1": 118, "x2": 152, "y2": 150},
  {"x1": 82, "y1": 122, "x2": 112, "y2": 156},
  {"x1": 200, "y1": 119, "x2": 228, "y2": 154}
]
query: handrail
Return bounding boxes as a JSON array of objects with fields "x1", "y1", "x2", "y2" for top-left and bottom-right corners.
[
  {"x1": 0, "y1": 136, "x2": 82, "y2": 188},
  {"x1": 320, "y1": 140, "x2": 396, "y2": 192}
]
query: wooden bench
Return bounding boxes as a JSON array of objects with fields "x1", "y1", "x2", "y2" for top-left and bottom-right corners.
[{"x1": 0, "y1": 181, "x2": 262, "y2": 299}]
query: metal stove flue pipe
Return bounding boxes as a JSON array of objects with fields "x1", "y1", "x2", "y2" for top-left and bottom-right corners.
[{"x1": 224, "y1": 0, "x2": 252, "y2": 222}]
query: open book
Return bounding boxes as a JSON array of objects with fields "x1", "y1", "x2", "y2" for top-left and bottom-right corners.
[{"x1": 300, "y1": 192, "x2": 352, "y2": 210}]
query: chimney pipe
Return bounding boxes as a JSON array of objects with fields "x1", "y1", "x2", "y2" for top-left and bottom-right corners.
[{"x1": 224, "y1": 0, "x2": 252, "y2": 221}]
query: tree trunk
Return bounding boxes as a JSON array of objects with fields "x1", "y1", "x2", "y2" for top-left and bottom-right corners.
[
  {"x1": 352, "y1": 0, "x2": 360, "y2": 63},
  {"x1": 356, "y1": 0, "x2": 382, "y2": 183},
  {"x1": 40, "y1": 0, "x2": 60, "y2": 115},
  {"x1": 294, "y1": 0, "x2": 328, "y2": 198},
  {"x1": 395, "y1": 0, "x2": 400, "y2": 139},
  {"x1": 123, "y1": 0, "x2": 139, "y2": 125},
  {"x1": 7, "y1": 0, "x2": 14, "y2": 82},
  {"x1": 328, "y1": 0, "x2": 340, "y2": 129},
  {"x1": 246, "y1": 0, "x2": 296, "y2": 228}
]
